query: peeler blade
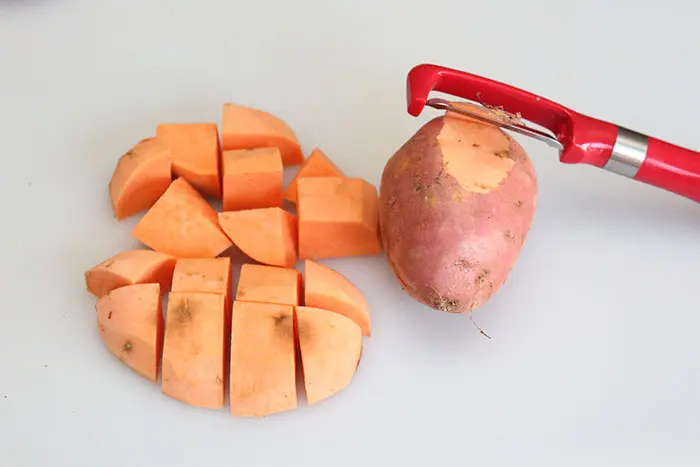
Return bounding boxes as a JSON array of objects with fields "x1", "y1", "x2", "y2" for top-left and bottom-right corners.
[{"x1": 426, "y1": 97, "x2": 565, "y2": 151}]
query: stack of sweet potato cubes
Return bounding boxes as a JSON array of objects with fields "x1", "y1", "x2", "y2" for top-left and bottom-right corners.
[{"x1": 84, "y1": 103, "x2": 380, "y2": 417}]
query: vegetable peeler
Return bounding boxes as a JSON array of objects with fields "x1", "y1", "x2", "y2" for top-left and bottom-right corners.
[{"x1": 406, "y1": 63, "x2": 700, "y2": 203}]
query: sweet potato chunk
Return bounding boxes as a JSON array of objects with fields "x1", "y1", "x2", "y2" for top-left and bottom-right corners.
[
  {"x1": 218, "y1": 208, "x2": 297, "y2": 267},
  {"x1": 296, "y1": 306, "x2": 363, "y2": 405},
  {"x1": 171, "y1": 257, "x2": 232, "y2": 331},
  {"x1": 235, "y1": 264, "x2": 301, "y2": 306},
  {"x1": 96, "y1": 283, "x2": 164, "y2": 383},
  {"x1": 132, "y1": 177, "x2": 232, "y2": 258},
  {"x1": 85, "y1": 250, "x2": 176, "y2": 298},
  {"x1": 161, "y1": 292, "x2": 226, "y2": 409},
  {"x1": 222, "y1": 148, "x2": 283, "y2": 211},
  {"x1": 283, "y1": 147, "x2": 344, "y2": 203},
  {"x1": 229, "y1": 301, "x2": 297, "y2": 417},
  {"x1": 297, "y1": 177, "x2": 382, "y2": 259},
  {"x1": 156, "y1": 123, "x2": 221, "y2": 198},
  {"x1": 109, "y1": 137, "x2": 172, "y2": 219},
  {"x1": 304, "y1": 260, "x2": 370, "y2": 336},
  {"x1": 221, "y1": 103, "x2": 304, "y2": 166}
]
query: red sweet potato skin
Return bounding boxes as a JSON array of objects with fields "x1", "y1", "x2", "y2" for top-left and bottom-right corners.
[{"x1": 378, "y1": 116, "x2": 538, "y2": 313}]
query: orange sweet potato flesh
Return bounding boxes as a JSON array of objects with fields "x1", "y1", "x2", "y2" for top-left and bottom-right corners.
[
  {"x1": 85, "y1": 250, "x2": 176, "y2": 298},
  {"x1": 221, "y1": 103, "x2": 304, "y2": 166},
  {"x1": 283, "y1": 147, "x2": 344, "y2": 204},
  {"x1": 222, "y1": 148, "x2": 283, "y2": 211},
  {"x1": 304, "y1": 260, "x2": 370, "y2": 336},
  {"x1": 218, "y1": 208, "x2": 298, "y2": 267},
  {"x1": 109, "y1": 137, "x2": 172, "y2": 220},
  {"x1": 161, "y1": 292, "x2": 226, "y2": 409},
  {"x1": 235, "y1": 264, "x2": 301, "y2": 306},
  {"x1": 229, "y1": 301, "x2": 297, "y2": 417},
  {"x1": 297, "y1": 177, "x2": 382, "y2": 259},
  {"x1": 132, "y1": 177, "x2": 232, "y2": 258},
  {"x1": 156, "y1": 123, "x2": 221, "y2": 198},
  {"x1": 171, "y1": 257, "x2": 232, "y2": 332},
  {"x1": 296, "y1": 306, "x2": 363, "y2": 405},
  {"x1": 96, "y1": 283, "x2": 164, "y2": 383}
]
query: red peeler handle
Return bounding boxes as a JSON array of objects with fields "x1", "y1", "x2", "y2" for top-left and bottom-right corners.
[{"x1": 407, "y1": 64, "x2": 700, "y2": 203}]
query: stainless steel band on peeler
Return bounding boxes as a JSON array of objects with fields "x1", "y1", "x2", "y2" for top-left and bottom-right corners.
[{"x1": 602, "y1": 127, "x2": 649, "y2": 178}]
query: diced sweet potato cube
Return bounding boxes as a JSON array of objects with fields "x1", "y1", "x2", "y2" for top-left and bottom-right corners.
[
  {"x1": 109, "y1": 137, "x2": 172, "y2": 219},
  {"x1": 235, "y1": 264, "x2": 301, "y2": 306},
  {"x1": 156, "y1": 123, "x2": 221, "y2": 198},
  {"x1": 222, "y1": 148, "x2": 283, "y2": 211},
  {"x1": 132, "y1": 177, "x2": 232, "y2": 258}
]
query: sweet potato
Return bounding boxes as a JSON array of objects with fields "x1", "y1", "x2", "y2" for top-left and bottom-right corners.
[
  {"x1": 222, "y1": 148, "x2": 283, "y2": 211},
  {"x1": 378, "y1": 113, "x2": 538, "y2": 314},
  {"x1": 85, "y1": 249, "x2": 176, "y2": 298},
  {"x1": 296, "y1": 306, "x2": 363, "y2": 405},
  {"x1": 156, "y1": 123, "x2": 221, "y2": 198},
  {"x1": 108, "y1": 137, "x2": 172, "y2": 220},
  {"x1": 297, "y1": 177, "x2": 382, "y2": 259},
  {"x1": 221, "y1": 103, "x2": 304, "y2": 166},
  {"x1": 171, "y1": 257, "x2": 232, "y2": 330},
  {"x1": 132, "y1": 177, "x2": 233, "y2": 258},
  {"x1": 95, "y1": 283, "x2": 164, "y2": 383},
  {"x1": 304, "y1": 260, "x2": 370, "y2": 336},
  {"x1": 283, "y1": 148, "x2": 344, "y2": 203},
  {"x1": 229, "y1": 301, "x2": 297, "y2": 417},
  {"x1": 235, "y1": 264, "x2": 301, "y2": 306},
  {"x1": 161, "y1": 292, "x2": 226, "y2": 409},
  {"x1": 218, "y1": 208, "x2": 297, "y2": 267}
]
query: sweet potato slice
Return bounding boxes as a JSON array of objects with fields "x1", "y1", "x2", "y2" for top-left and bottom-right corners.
[
  {"x1": 85, "y1": 249, "x2": 176, "y2": 298},
  {"x1": 283, "y1": 148, "x2": 344, "y2": 203},
  {"x1": 304, "y1": 260, "x2": 370, "y2": 336},
  {"x1": 296, "y1": 306, "x2": 363, "y2": 405},
  {"x1": 222, "y1": 147, "x2": 283, "y2": 211},
  {"x1": 171, "y1": 257, "x2": 232, "y2": 331},
  {"x1": 109, "y1": 137, "x2": 172, "y2": 220},
  {"x1": 235, "y1": 264, "x2": 301, "y2": 306},
  {"x1": 218, "y1": 208, "x2": 297, "y2": 267},
  {"x1": 161, "y1": 292, "x2": 226, "y2": 409},
  {"x1": 229, "y1": 301, "x2": 297, "y2": 417},
  {"x1": 156, "y1": 123, "x2": 221, "y2": 198},
  {"x1": 297, "y1": 177, "x2": 382, "y2": 259},
  {"x1": 132, "y1": 177, "x2": 232, "y2": 258},
  {"x1": 96, "y1": 283, "x2": 164, "y2": 383},
  {"x1": 221, "y1": 103, "x2": 304, "y2": 166}
]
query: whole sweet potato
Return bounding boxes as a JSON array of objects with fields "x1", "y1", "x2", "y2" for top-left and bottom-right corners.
[{"x1": 379, "y1": 112, "x2": 538, "y2": 313}]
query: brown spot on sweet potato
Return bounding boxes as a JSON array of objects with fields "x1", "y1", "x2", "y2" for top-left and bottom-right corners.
[
  {"x1": 431, "y1": 295, "x2": 461, "y2": 313},
  {"x1": 108, "y1": 311, "x2": 113, "y2": 320},
  {"x1": 102, "y1": 259, "x2": 115, "y2": 269},
  {"x1": 215, "y1": 375, "x2": 223, "y2": 385},
  {"x1": 454, "y1": 258, "x2": 472, "y2": 270},
  {"x1": 494, "y1": 150, "x2": 513, "y2": 159},
  {"x1": 472, "y1": 143, "x2": 480, "y2": 148},
  {"x1": 398, "y1": 156, "x2": 411, "y2": 173},
  {"x1": 503, "y1": 230, "x2": 515, "y2": 241},
  {"x1": 515, "y1": 200, "x2": 524, "y2": 208}
]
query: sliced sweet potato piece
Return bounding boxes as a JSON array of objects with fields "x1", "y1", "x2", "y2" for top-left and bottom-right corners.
[
  {"x1": 222, "y1": 147, "x2": 283, "y2": 211},
  {"x1": 235, "y1": 264, "x2": 301, "y2": 306},
  {"x1": 85, "y1": 250, "x2": 176, "y2": 298},
  {"x1": 304, "y1": 260, "x2": 370, "y2": 336},
  {"x1": 156, "y1": 123, "x2": 221, "y2": 198},
  {"x1": 171, "y1": 257, "x2": 232, "y2": 331},
  {"x1": 283, "y1": 147, "x2": 344, "y2": 203},
  {"x1": 109, "y1": 137, "x2": 172, "y2": 220},
  {"x1": 296, "y1": 306, "x2": 362, "y2": 405},
  {"x1": 132, "y1": 177, "x2": 232, "y2": 258},
  {"x1": 161, "y1": 292, "x2": 226, "y2": 409},
  {"x1": 297, "y1": 177, "x2": 382, "y2": 259},
  {"x1": 221, "y1": 103, "x2": 304, "y2": 166},
  {"x1": 229, "y1": 301, "x2": 297, "y2": 417},
  {"x1": 96, "y1": 283, "x2": 164, "y2": 383},
  {"x1": 218, "y1": 207, "x2": 297, "y2": 267}
]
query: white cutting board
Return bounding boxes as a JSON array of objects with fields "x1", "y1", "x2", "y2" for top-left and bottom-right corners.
[{"x1": 1, "y1": 1, "x2": 699, "y2": 466}]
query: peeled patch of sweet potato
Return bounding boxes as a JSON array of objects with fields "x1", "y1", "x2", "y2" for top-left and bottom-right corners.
[{"x1": 379, "y1": 114, "x2": 538, "y2": 314}]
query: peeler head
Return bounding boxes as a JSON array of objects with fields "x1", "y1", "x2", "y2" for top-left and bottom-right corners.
[{"x1": 405, "y1": 64, "x2": 620, "y2": 166}]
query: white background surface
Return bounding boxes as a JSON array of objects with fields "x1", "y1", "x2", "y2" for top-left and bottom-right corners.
[{"x1": 1, "y1": 1, "x2": 699, "y2": 466}]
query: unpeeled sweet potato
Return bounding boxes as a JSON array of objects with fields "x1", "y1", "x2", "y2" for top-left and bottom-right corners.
[{"x1": 379, "y1": 112, "x2": 537, "y2": 314}]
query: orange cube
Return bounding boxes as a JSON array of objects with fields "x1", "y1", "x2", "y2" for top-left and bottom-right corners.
[
  {"x1": 297, "y1": 177, "x2": 382, "y2": 259},
  {"x1": 222, "y1": 148, "x2": 283, "y2": 211}
]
